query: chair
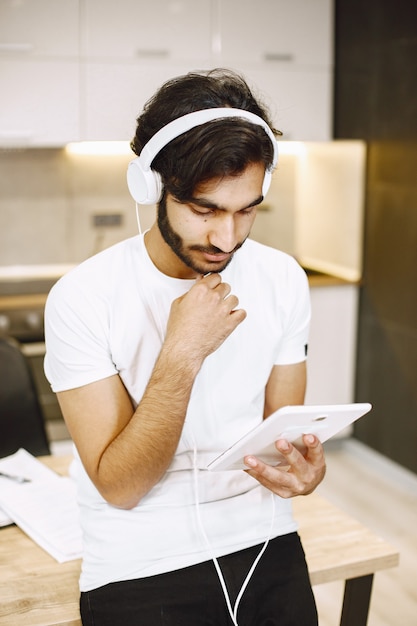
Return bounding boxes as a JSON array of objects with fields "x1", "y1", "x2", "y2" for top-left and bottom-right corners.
[{"x1": 0, "y1": 336, "x2": 50, "y2": 458}]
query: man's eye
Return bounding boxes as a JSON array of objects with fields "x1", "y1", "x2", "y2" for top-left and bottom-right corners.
[
  {"x1": 240, "y1": 206, "x2": 256, "y2": 215},
  {"x1": 190, "y1": 206, "x2": 214, "y2": 216}
]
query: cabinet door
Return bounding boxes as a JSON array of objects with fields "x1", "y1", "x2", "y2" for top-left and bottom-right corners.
[
  {"x1": 82, "y1": 61, "x2": 332, "y2": 142},
  {"x1": 241, "y1": 66, "x2": 332, "y2": 141},
  {"x1": 0, "y1": 0, "x2": 80, "y2": 146},
  {"x1": 0, "y1": 60, "x2": 80, "y2": 146},
  {"x1": 0, "y1": 0, "x2": 79, "y2": 57},
  {"x1": 81, "y1": 63, "x2": 195, "y2": 141},
  {"x1": 82, "y1": 0, "x2": 213, "y2": 64},
  {"x1": 306, "y1": 284, "x2": 359, "y2": 407},
  {"x1": 218, "y1": 0, "x2": 332, "y2": 68},
  {"x1": 218, "y1": 0, "x2": 333, "y2": 140}
]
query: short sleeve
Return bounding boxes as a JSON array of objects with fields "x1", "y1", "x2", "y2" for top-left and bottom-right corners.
[
  {"x1": 44, "y1": 275, "x2": 118, "y2": 392},
  {"x1": 274, "y1": 258, "x2": 311, "y2": 365}
]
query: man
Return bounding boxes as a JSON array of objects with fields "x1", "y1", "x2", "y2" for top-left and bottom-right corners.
[{"x1": 45, "y1": 69, "x2": 326, "y2": 625}]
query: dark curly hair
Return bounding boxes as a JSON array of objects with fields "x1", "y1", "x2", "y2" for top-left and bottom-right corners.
[{"x1": 130, "y1": 69, "x2": 281, "y2": 202}]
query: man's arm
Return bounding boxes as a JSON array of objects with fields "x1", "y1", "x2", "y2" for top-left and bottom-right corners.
[
  {"x1": 57, "y1": 273, "x2": 245, "y2": 509},
  {"x1": 263, "y1": 361, "x2": 307, "y2": 418},
  {"x1": 245, "y1": 361, "x2": 326, "y2": 496}
]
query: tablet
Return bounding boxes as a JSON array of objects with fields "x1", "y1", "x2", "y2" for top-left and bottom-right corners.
[{"x1": 206, "y1": 402, "x2": 372, "y2": 471}]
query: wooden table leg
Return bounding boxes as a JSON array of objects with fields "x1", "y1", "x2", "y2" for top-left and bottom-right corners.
[{"x1": 340, "y1": 574, "x2": 374, "y2": 626}]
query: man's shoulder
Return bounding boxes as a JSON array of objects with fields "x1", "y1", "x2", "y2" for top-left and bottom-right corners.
[
  {"x1": 62, "y1": 237, "x2": 138, "y2": 279},
  {"x1": 48, "y1": 237, "x2": 140, "y2": 303},
  {"x1": 79, "y1": 236, "x2": 139, "y2": 271}
]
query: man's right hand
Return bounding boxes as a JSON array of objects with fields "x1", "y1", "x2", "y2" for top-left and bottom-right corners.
[{"x1": 165, "y1": 273, "x2": 246, "y2": 365}]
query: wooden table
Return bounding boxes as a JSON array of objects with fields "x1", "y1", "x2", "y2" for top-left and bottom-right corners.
[{"x1": 0, "y1": 455, "x2": 399, "y2": 626}]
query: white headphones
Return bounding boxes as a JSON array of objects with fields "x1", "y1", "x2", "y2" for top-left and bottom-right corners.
[{"x1": 127, "y1": 107, "x2": 279, "y2": 205}]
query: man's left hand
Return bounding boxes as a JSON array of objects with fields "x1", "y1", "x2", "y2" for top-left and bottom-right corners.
[{"x1": 244, "y1": 434, "x2": 326, "y2": 497}]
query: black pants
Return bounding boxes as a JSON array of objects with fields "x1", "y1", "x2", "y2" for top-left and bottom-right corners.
[{"x1": 80, "y1": 532, "x2": 318, "y2": 626}]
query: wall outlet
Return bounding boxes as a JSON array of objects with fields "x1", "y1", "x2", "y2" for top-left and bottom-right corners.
[{"x1": 93, "y1": 213, "x2": 123, "y2": 227}]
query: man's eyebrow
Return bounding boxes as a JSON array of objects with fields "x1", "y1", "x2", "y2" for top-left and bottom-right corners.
[{"x1": 188, "y1": 194, "x2": 264, "y2": 211}]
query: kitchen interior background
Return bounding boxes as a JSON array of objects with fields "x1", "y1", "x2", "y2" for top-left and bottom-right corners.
[
  {"x1": 0, "y1": 0, "x2": 416, "y2": 476},
  {"x1": 0, "y1": 142, "x2": 365, "y2": 280}
]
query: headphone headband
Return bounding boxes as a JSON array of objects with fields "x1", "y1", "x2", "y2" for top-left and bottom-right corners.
[{"x1": 127, "y1": 107, "x2": 278, "y2": 205}]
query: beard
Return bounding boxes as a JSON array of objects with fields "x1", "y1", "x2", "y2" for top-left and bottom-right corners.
[{"x1": 157, "y1": 195, "x2": 246, "y2": 275}]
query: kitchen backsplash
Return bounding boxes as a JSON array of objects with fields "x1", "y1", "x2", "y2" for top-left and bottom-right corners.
[
  {"x1": 0, "y1": 148, "x2": 138, "y2": 265},
  {"x1": 0, "y1": 142, "x2": 365, "y2": 279},
  {"x1": 0, "y1": 147, "x2": 298, "y2": 265}
]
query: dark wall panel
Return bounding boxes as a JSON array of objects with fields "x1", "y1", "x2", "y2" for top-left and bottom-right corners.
[
  {"x1": 355, "y1": 142, "x2": 417, "y2": 472},
  {"x1": 356, "y1": 294, "x2": 417, "y2": 470},
  {"x1": 334, "y1": 0, "x2": 417, "y2": 141},
  {"x1": 335, "y1": 0, "x2": 417, "y2": 473}
]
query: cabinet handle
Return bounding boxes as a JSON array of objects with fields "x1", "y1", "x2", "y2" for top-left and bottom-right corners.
[
  {"x1": 0, "y1": 131, "x2": 33, "y2": 146},
  {"x1": 263, "y1": 52, "x2": 294, "y2": 62},
  {"x1": 0, "y1": 43, "x2": 34, "y2": 53},
  {"x1": 135, "y1": 48, "x2": 169, "y2": 59}
]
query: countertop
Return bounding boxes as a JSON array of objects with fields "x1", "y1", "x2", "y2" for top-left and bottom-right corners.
[
  {"x1": 304, "y1": 268, "x2": 358, "y2": 287},
  {"x1": 0, "y1": 264, "x2": 75, "y2": 300},
  {"x1": 0, "y1": 264, "x2": 75, "y2": 282}
]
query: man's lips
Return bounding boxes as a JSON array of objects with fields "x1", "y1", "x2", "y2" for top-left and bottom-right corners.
[
  {"x1": 200, "y1": 251, "x2": 232, "y2": 262},
  {"x1": 191, "y1": 244, "x2": 241, "y2": 263}
]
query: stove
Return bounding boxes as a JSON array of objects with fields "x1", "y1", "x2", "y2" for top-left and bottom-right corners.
[
  {"x1": 0, "y1": 295, "x2": 46, "y2": 342},
  {"x1": 0, "y1": 265, "x2": 74, "y2": 442},
  {"x1": 0, "y1": 265, "x2": 74, "y2": 338}
]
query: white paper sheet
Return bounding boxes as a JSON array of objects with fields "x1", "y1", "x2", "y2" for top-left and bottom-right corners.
[
  {"x1": 0, "y1": 509, "x2": 12, "y2": 527},
  {"x1": 0, "y1": 449, "x2": 82, "y2": 562}
]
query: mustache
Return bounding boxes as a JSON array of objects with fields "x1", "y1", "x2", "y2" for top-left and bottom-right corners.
[{"x1": 189, "y1": 241, "x2": 244, "y2": 255}]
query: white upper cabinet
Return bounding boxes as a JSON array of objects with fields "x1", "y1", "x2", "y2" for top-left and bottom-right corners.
[
  {"x1": 0, "y1": 0, "x2": 333, "y2": 145},
  {"x1": 79, "y1": 0, "x2": 214, "y2": 140},
  {"x1": 241, "y1": 66, "x2": 332, "y2": 141},
  {"x1": 0, "y1": 60, "x2": 80, "y2": 146},
  {"x1": 82, "y1": 62, "x2": 198, "y2": 141},
  {"x1": 0, "y1": 0, "x2": 79, "y2": 57},
  {"x1": 0, "y1": 0, "x2": 80, "y2": 146},
  {"x1": 81, "y1": 0, "x2": 333, "y2": 141},
  {"x1": 217, "y1": 0, "x2": 332, "y2": 68},
  {"x1": 81, "y1": 0, "x2": 213, "y2": 64},
  {"x1": 216, "y1": 0, "x2": 333, "y2": 140}
]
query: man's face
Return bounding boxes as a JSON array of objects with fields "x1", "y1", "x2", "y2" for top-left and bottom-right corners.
[{"x1": 157, "y1": 162, "x2": 265, "y2": 277}]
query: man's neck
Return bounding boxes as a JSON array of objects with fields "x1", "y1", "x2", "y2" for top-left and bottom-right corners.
[{"x1": 144, "y1": 225, "x2": 197, "y2": 279}]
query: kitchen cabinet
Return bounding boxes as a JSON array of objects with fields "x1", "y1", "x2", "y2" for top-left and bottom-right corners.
[
  {"x1": 80, "y1": 0, "x2": 332, "y2": 141},
  {"x1": 0, "y1": 59, "x2": 79, "y2": 146},
  {"x1": 0, "y1": 0, "x2": 79, "y2": 57},
  {"x1": 305, "y1": 282, "x2": 359, "y2": 407},
  {"x1": 239, "y1": 66, "x2": 332, "y2": 140},
  {"x1": 0, "y1": 0, "x2": 80, "y2": 146},
  {"x1": 81, "y1": 0, "x2": 213, "y2": 63},
  {"x1": 0, "y1": 0, "x2": 333, "y2": 145},
  {"x1": 218, "y1": 0, "x2": 332, "y2": 67},
  {"x1": 217, "y1": 0, "x2": 333, "y2": 140},
  {"x1": 79, "y1": 0, "x2": 213, "y2": 140},
  {"x1": 81, "y1": 63, "x2": 196, "y2": 141}
]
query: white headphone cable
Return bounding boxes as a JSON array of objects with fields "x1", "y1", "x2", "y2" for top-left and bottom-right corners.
[
  {"x1": 191, "y1": 440, "x2": 276, "y2": 625},
  {"x1": 135, "y1": 201, "x2": 142, "y2": 235}
]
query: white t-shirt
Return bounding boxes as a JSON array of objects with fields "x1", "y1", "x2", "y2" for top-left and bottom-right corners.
[{"x1": 44, "y1": 234, "x2": 310, "y2": 591}]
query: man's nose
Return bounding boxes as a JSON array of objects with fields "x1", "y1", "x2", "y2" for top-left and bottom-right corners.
[{"x1": 209, "y1": 214, "x2": 238, "y2": 253}]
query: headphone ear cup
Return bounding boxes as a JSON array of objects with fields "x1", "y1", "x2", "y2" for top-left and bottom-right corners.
[
  {"x1": 262, "y1": 168, "x2": 272, "y2": 198},
  {"x1": 127, "y1": 158, "x2": 163, "y2": 205}
]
